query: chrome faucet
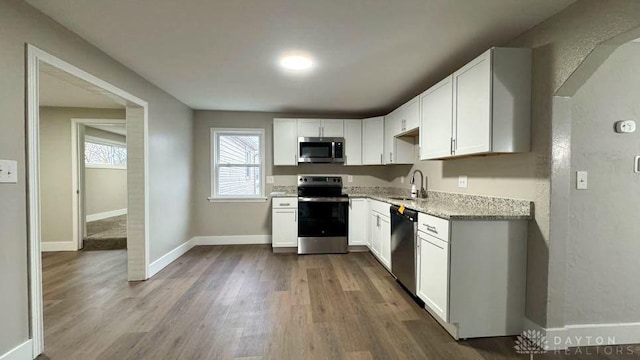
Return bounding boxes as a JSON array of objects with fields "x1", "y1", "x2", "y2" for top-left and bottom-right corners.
[{"x1": 411, "y1": 169, "x2": 427, "y2": 199}]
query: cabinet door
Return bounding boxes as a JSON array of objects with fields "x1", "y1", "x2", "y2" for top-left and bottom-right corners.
[
  {"x1": 384, "y1": 113, "x2": 395, "y2": 164},
  {"x1": 273, "y1": 118, "x2": 298, "y2": 166},
  {"x1": 453, "y1": 50, "x2": 491, "y2": 156},
  {"x1": 297, "y1": 119, "x2": 322, "y2": 137},
  {"x1": 404, "y1": 96, "x2": 420, "y2": 132},
  {"x1": 348, "y1": 198, "x2": 367, "y2": 245},
  {"x1": 420, "y1": 76, "x2": 454, "y2": 160},
  {"x1": 272, "y1": 208, "x2": 298, "y2": 247},
  {"x1": 370, "y1": 213, "x2": 381, "y2": 256},
  {"x1": 343, "y1": 120, "x2": 362, "y2": 166},
  {"x1": 362, "y1": 117, "x2": 384, "y2": 165},
  {"x1": 321, "y1": 119, "x2": 344, "y2": 137},
  {"x1": 379, "y1": 215, "x2": 391, "y2": 269},
  {"x1": 418, "y1": 232, "x2": 450, "y2": 322}
]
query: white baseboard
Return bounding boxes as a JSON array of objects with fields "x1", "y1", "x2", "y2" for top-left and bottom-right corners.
[
  {"x1": 86, "y1": 208, "x2": 127, "y2": 222},
  {"x1": 194, "y1": 235, "x2": 271, "y2": 245},
  {"x1": 41, "y1": 241, "x2": 77, "y2": 252},
  {"x1": 524, "y1": 317, "x2": 640, "y2": 350},
  {"x1": 148, "y1": 238, "x2": 196, "y2": 278},
  {"x1": 0, "y1": 340, "x2": 32, "y2": 360}
]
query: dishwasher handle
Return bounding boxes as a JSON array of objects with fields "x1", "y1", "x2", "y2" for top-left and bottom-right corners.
[{"x1": 390, "y1": 205, "x2": 418, "y2": 221}]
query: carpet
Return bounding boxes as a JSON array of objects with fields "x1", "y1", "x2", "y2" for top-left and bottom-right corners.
[{"x1": 84, "y1": 215, "x2": 127, "y2": 250}]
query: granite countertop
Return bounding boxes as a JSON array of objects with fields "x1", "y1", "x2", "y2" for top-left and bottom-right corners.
[{"x1": 270, "y1": 186, "x2": 532, "y2": 221}]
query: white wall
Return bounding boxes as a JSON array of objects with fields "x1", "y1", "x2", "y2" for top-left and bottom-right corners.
[
  {"x1": 85, "y1": 168, "x2": 127, "y2": 216},
  {"x1": 39, "y1": 107, "x2": 125, "y2": 243},
  {"x1": 566, "y1": 42, "x2": 640, "y2": 325},
  {"x1": 0, "y1": 1, "x2": 194, "y2": 355}
]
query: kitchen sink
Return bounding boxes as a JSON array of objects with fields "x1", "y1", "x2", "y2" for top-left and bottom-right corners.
[{"x1": 387, "y1": 196, "x2": 416, "y2": 201}]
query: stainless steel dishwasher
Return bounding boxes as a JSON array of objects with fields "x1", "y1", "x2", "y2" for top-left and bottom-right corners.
[{"x1": 390, "y1": 205, "x2": 418, "y2": 295}]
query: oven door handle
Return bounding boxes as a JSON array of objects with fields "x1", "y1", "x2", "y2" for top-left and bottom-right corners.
[{"x1": 298, "y1": 197, "x2": 349, "y2": 203}]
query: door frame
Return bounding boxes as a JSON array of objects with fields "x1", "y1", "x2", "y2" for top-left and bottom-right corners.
[
  {"x1": 26, "y1": 44, "x2": 150, "y2": 357},
  {"x1": 71, "y1": 118, "x2": 127, "y2": 250}
]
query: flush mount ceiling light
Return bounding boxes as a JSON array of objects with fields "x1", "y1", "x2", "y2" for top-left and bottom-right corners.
[{"x1": 279, "y1": 53, "x2": 314, "y2": 71}]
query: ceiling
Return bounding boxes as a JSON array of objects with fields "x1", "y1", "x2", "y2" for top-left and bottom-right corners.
[
  {"x1": 39, "y1": 65, "x2": 124, "y2": 109},
  {"x1": 28, "y1": 0, "x2": 575, "y2": 116}
]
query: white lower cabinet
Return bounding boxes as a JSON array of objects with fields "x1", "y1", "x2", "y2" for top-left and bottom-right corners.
[
  {"x1": 379, "y1": 215, "x2": 391, "y2": 269},
  {"x1": 417, "y1": 231, "x2": 450, "y2": 322},
  {"x1": 416, "y1": 212, "x2": 528, "y2": 339},
  {"x1": 272, "y1": 197, "x2": 298, "y2": 248},
  {"x1": 367, "y1": 199, "x2": 391, "y2": 270},
  {"x1": 348, "y1": 198, "x2": 367, "y2": 245}
]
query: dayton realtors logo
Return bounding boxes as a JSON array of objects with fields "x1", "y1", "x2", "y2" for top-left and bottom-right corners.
[{"x1": 514, "y1": 330, "x2": 548, "y2": 360}]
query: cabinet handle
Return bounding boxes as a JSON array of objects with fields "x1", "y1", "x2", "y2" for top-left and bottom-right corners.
[
  {"x1": 380, "y1": 154, "x2": 383, "y2": 164},
  {"x1": 424, "y1": 224, "x2": 438, "y2": 234},
  {"x1": 389, "y1": 152, "x2": 392, "y2": 162},
  {"x1": 294, "y1": 154, "x2": 297, "y2": 164},
  {"x1": 295, "y1": 211, "x2": 297, "y2": 222},
  {"x1": 280, "y1": 203, "x2": 290, "y2": 206}
]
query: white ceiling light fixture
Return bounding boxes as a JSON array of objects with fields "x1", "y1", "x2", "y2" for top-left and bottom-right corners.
[{"x1": 279, "y1": 53, "x2": 314, "y2": 71}]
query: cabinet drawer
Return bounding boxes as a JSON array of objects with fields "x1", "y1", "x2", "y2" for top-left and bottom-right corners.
[
  {"x1": 272, "y1": 197, "x2": 298, "y2": 208},
  {"x1": 418, "y1": 213, "x2": 449, "y2": 241},
  {"x1": 369, "y1": 199, "x2": 391, "y2": 217}
]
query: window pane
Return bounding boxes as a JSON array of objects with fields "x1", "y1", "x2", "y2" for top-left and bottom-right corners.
[
  {"x1": 85, "y1": 141, "x2": 127, "y2": 166},
  {"x1": 112, "y1": 146, "x2": 127, "y2": 166},
  {"x1": 218, "y1": 135, "x2": 260, "y2": 165},
  {"x1": 217, "y1": 166, "x2": 261, "y2": 196}
]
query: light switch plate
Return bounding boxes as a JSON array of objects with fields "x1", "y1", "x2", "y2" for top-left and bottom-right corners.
[
  {"x1": 0, "y1": 160, "x2": 18, "y2": 183},
  {"x1": 266, "y1": 176, "x2": 274, "y2": 184},
  {"x1": 347, "y1": 175, "x2": 353, "y2": 183},
  {"x1": 400, "y1": 176, "x2": 404, "y2": 184},
  {"x1": 576, "y1": 171, "x2": 588, "y2": 190},
  {"x1": 458, "y1": 175, "x2": 468, "y2": 188}
]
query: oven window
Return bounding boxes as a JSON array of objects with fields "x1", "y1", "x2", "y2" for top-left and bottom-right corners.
[
  {"x1": 298, "y1": 201, "x2": 348, "y2": 237},
  {"x1": 300, "y1": 142, "x2": 332, "y2": 158}
]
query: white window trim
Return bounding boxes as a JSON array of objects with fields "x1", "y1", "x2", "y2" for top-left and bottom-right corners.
[
  {"x1": 209, "y1": 128, "x2": 266, "y2": 202},
  {"x1": 84, "y1": 137, "x2": 128, "y2": 169}
]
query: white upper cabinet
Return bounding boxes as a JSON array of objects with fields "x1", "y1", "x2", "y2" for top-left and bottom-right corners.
[
  {"x1": 273, "y1": 118, "x2": 298, "y2": 166},
  {"x1": 321, "y1": 119, "x2": 344, "y2": 137},
  {"x1": 343, "y1": 120, "x2": 362, "y2": 166},
  {"x1": 420, "y1": 76, "x2": 454, "y2": 160},
  {"x1": 453, "y1": 50, "x2": 492, "y2": 156},
  {"x1": 384, "y1": 112, "x2": 395, "y2": 164},
  {"x1": 297, "y1": 119, "x2": 344, "y2": 138},
  {"x1": 297, "y1": 119, "x2": 322, "y2": 137},
  {"x1": 399, "y1": 95, "x2": 420, "y2": 134},
  {"x1": 362, "y1": 116, "x2": 384, "y2": 165},
  {"x1": 419, "y1": 48, "x2": 531, "y2": 160}
]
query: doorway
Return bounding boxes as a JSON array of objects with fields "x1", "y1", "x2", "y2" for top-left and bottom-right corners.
[
  {"x1": 72, "y1": 119, "x2": 128, "y2": 251},
  {"x1": 26, "y1": 45, "x2": 150, "y2": 356}
]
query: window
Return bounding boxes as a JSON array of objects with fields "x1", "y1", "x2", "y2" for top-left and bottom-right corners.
[
  {"x1": 84, "y1": 137, "x2": 127, "y2": 169},
  {"x1": 210, "y1": 128, "x2": 265, "y2": 200}
]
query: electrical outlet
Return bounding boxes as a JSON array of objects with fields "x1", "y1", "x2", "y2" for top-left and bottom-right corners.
[
  {"x1": 400, "y1": 176, "x2": 404, "y2": 184},
  {"x1": 266, "y1": 176, "x2": 274, "y2": 184},
  {"x1": 458, "y1": 175, "x2": 468, "y2": 188},
  {"x1": 576, "y1": 171, "x2": 588, "y2": 190},
  {"x1": 0, "y1": 160, "x2": 18, "y2": 183},
  {"x1": 347, "y1": 175, "x2": 353, "y2": 183}
]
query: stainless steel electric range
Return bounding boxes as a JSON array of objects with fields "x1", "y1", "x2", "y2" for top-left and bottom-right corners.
[{"x1": 297, "y1": 175, "x2": 348, "y2": 254}]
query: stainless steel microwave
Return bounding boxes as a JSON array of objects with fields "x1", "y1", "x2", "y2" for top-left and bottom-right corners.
[{"x1": 298, "y1": 137, "x2": 345, "y2": 163}]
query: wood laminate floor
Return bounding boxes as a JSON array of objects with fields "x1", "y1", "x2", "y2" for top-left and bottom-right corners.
[{"x1": 40, "y1": 246, "x2": 640, "y2": 359}]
